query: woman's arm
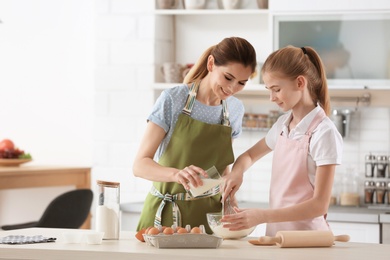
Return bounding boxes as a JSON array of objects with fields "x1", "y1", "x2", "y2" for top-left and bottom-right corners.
[
  {"x1": 222, "y1": 164, "x2": 335, "y2": 230},
  {"x1": 132, "y1": 121, "x2": 207, "y2": 189}
]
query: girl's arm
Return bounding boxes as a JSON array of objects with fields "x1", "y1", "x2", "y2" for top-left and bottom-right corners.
[
  {"x1": 223, "y1": 138, "x2": 272, "y2": 199},
  {"x1": 222, "y1": 164, "x2": 335, "y2": 230}
]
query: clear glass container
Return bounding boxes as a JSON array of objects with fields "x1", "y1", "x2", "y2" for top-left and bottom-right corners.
[
  {"x1": 375, "y1": 181, "x2": 387, "y2": 204},
  {"x1": 96, "y1": 180, "x2": 120, "y2": 240},
  {"x1": 188, "y1": 166, "x2": 223, "y2": 198},
  {"x1": 365, "y1": 153, "x2": 376, "y2": 178},
  {"x1": 376, "y1": 155, "x2": 388, "y2": 178},
  {"x1": 364, "y1": 181, "x2": 375, "y2": 204},
  {"x1": 387, "y1": 182, "x2": 390, "y2": 205},
  {"x1": 340, "y1": 167, "x2": 360, "y2": 206}
]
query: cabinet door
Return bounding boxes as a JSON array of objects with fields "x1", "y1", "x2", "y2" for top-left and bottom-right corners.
[{"x1": 328, "y1": 221, "x2": 380, "y2": 244}]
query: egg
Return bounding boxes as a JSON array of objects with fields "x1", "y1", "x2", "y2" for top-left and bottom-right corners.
[
  {"x1": 145, "y1": 226, "x2": 152, "y2": 235},
  {"x1": 175, "y1": 226, "x2": 182, "y2": 232},
  {"x1": 163, "y1": 227, "x2": 174, "y2": 235},
  {"x1": 190, "y1": 227, "x2": 202, "y2": 234},
  {"x1": 135, "y1": 228, "x2": 146, "y2": 242},
  {"x1": 177, "y1": 227, "x2": 188, "y2": 234},
  {"x1": 147, "y1": 227, "x2": 160, "y2": 235}
]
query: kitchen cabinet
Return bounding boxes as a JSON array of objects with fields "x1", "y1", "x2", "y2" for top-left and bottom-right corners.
[{"x1": 328, "y1": 221, "x2": 380, "y2": 244}]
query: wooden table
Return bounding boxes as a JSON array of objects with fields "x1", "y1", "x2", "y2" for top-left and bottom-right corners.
[
  {"x1": 0, "y1": 166, "x2": 91, "y2": 229},
  {"x1": 1, "y1": 228, "x2": 390, "y2": 260}
]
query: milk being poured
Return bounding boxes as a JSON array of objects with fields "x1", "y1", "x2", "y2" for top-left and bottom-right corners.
[
  {"x1": 189, "y1": 179, "x2": 224, "y2": 197},
  {"x1": 188, "y1": 166, "x2": 223, "y2": 197}
]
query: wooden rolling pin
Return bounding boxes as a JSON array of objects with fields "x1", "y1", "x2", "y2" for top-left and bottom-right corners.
[{"x1": 249, "y1": 230, "x2": 350, "y2": 247}]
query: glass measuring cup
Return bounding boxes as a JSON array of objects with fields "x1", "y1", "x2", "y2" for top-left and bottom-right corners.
[{"x1": 188, "y1": 166, "x2": 223, "y2": 197}]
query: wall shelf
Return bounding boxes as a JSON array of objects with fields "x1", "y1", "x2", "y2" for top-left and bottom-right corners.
[{"x1": 154, "y1": 9, "x2": 269, "y2": 15}]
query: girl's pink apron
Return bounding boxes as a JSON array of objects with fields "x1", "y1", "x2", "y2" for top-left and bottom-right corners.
[{"x1": 266, "y1": 109, "x2": 330, "y2": 236}]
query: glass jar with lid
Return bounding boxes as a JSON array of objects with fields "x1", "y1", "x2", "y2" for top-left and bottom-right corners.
[
  {"x1": 96, "y1": 180, "x2": 120, "y2": 240},
  {"x1": 365, "y1": 153, "x2": 376, "y2": 178},
  {"x1": 364, "y1": 181, "x2": 376, "y2": 204},
  {"x1": 340, "y1": 167, "x2": 360, "y2": 206},
  {"x1": 375, "y1": 181, "x2": 387, "y2": 204},
  {"x1": 376, "y1": 155, "x2": 388, "y2": 178},
  {"x1": 387, "y1": 182, "x2": 390, "y2": 205}
]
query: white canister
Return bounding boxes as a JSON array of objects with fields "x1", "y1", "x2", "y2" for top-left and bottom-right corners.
[
  {"x1": 96, "y1": 180, "x2": 120, "y2": 240},
  {"x1": 221, "y1": 0, "x2": 241, "y2": 9},
  {"x1": 157, "y1": 0, "x2": 178, "y2": 9},
  {"x1": 183, "y1": 0, "x2": 206, "y2": 9}
]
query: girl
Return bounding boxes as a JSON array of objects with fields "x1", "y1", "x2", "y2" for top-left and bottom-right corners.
[
  {"x1": 222, "y1": 46, "x2": 343, "y2": 236},
  {"x1": 133, "y1": 37, "x2": 257, "y2": 233}
]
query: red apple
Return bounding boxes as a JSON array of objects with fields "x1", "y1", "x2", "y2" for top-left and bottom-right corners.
[{"x1": 0, "y1": 139, "x2": 15, "y2": 151}]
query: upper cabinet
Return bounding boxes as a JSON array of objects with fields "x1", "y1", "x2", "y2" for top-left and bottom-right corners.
[{"x1": 153, "y1": 0, "x2": 390, "y2": 91}]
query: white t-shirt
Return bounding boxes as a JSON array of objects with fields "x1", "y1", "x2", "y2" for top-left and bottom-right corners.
[
  {"x1": 265, "y1": 106, "x2": 343, "y2": 185},
  {"x1": 148, "y1": 84, "x2": 245, "y2": 162}
]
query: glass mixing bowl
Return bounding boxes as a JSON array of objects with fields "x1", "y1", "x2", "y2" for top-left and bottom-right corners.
[{"x1": 206, "y1": 212, "x2": 255, "y2": 239}]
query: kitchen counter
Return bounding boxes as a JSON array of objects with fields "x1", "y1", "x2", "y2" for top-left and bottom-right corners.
[{"x1": 1, "y1": 228, "x2": 390, "y2": 260}]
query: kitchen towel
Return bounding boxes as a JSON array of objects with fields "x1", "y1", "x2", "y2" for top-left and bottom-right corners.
[{"x1": 0, "y1": 235, "x2": 56, "y2": 244}]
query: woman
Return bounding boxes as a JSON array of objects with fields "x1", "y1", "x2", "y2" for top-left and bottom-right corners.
[
  {"x1": 221, "y1": 46, "x2": 343, "y2": 236},
  {"x1": 133, "y1": 37, "x2": 257, "y2": 233}
]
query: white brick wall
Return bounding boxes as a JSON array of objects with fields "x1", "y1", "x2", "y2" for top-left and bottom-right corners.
[{"x1": 93, "y1": 0, "x2": 156, "y2": 209}]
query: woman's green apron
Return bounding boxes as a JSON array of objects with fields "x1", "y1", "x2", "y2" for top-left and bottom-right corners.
[{"x1": 137, "y1": 82, "x2": 235, "y2": 234}]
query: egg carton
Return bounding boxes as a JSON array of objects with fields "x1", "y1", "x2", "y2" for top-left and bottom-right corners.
[{"x1": 143, "y1": 233, "x2": 223, "y2": 248}]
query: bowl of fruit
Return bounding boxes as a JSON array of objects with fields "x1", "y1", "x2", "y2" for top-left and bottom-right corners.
[{"x1": 0, "y1": 139, "x2": 32, "y2": 166}]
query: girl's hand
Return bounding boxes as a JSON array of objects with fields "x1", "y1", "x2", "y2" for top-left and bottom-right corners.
[
  {"x1": 174, "y1": 165, "x2": 208, "y2": 190},
  {"x1": 220, "y1": 207, "x2": 263, "y2": 231},
  {"x1": 222, "y1": 170, "x2": 244, "y2": 202}
]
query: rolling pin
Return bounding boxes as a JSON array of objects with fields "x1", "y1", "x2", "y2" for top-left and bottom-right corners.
[{"x1": 249, "y1": 230, "x2": 350, "y2": 247}]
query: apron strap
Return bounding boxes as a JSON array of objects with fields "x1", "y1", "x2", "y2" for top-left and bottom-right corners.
[
  {"x1": 182, "y1": 82, "x2": 200, "y2": 116},
  {"x1": 150, "y1": 185, "x2": 220, "y2": 227},
  {"x1": 182, "y1": 82, "x2": 230, "y2": 126},
  {"x1": 305, "y1": 108, "x2": 326, "y2": 137}
]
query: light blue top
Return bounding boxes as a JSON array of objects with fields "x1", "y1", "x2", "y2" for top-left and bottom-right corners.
[{"x1": 148, "y1": 84, "x2": 245, "y2": 161}]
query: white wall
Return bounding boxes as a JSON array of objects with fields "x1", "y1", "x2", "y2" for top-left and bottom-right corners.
[
  {"x1": 0, "y1": 0, "x2": 95, "y2": 165},
  {"x1": 0, "y1": 0, "x2": 389, "y2": 229},
  {"x1": 0, "y1": 0, "x2": 95, "y2": 225}
]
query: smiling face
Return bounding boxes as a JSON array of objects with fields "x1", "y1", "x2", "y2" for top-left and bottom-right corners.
[
  {"x1": 263, "y1": 72, "x2": 306, "y2": 112},
  {"x1": 208, "y1": 55, "x2": 253, "y2": 101}
]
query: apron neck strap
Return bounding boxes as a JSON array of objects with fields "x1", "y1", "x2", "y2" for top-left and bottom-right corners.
[{"x1": 182, "y1": 82, "x2": 230, "y2": 126}]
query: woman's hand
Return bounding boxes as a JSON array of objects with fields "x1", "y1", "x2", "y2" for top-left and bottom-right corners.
[
  {"x1": 220, "y1": 207, "x2": 264, "y2": 231},
  {"x1": 174, "y1": 165, "x2": 208, "y2": 190}
]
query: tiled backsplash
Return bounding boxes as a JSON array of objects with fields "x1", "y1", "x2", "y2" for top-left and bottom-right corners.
[{"x1": 94, "y1": 1, "x2": 390, "y2": 205}]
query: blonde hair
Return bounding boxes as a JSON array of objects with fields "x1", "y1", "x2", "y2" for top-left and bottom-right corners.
[
  {"x1": 184, "y1": 37, "x2": 257, "y2": 84},
  {"x1": 261, "y1": 45, "x2": 331, "y2": 116}
]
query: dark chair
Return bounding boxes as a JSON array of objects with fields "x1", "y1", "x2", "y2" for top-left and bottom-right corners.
[{"x1": 1, "y1": 189, "x2": 93, "y2": 230}]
